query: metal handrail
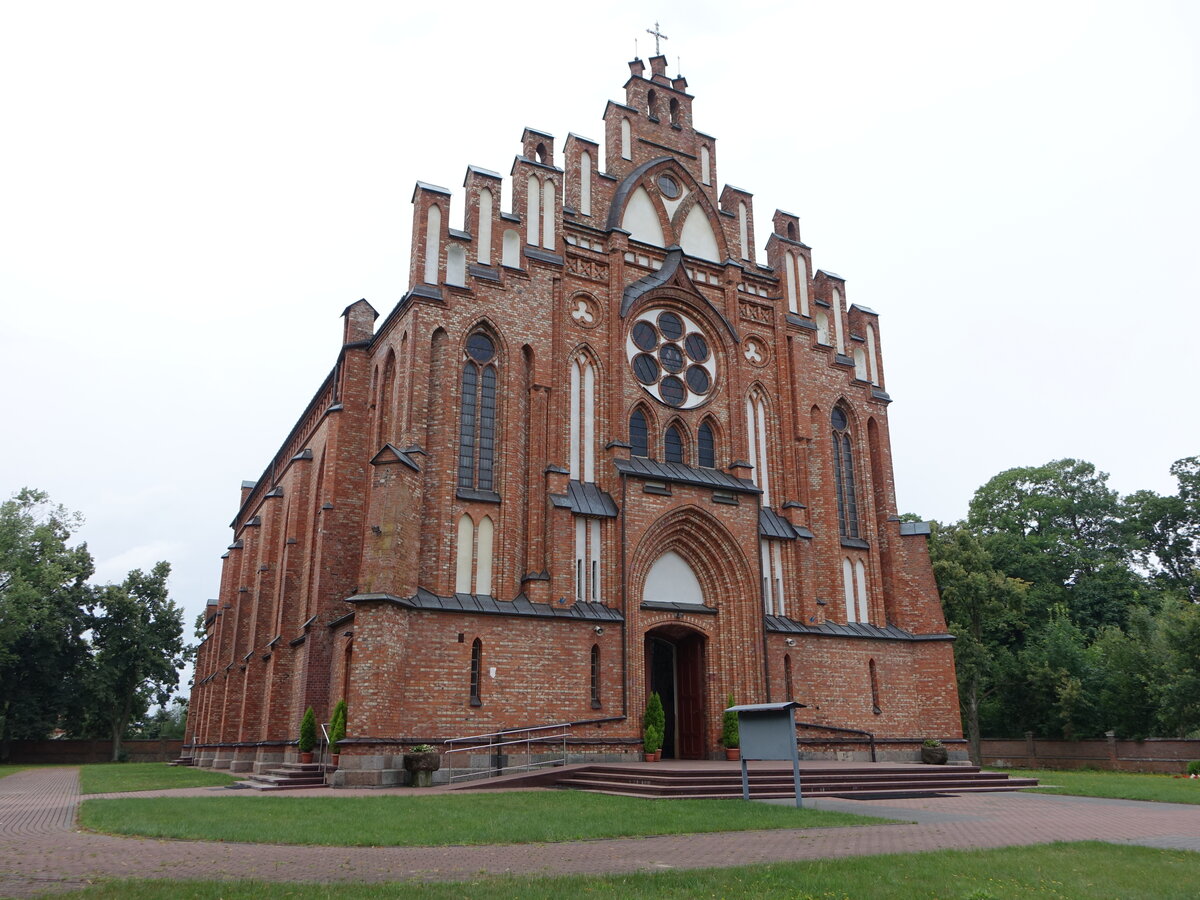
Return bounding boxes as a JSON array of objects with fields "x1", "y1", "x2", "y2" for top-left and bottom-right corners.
[
  {"x1": 443, "y1": 722, "x2": 572, "y2": 783},
  {"x1": 318, "y1": 723, "x2": 331, "y2": 785},
  {"x1": 795, "y1": 721, "x2": 877, "y2": 762}
]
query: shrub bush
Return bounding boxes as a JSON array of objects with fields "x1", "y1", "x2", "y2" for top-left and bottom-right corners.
[
  {"x1": 298, "y1": 707, "x2": 317, "y2": 753},
  {"x1": 721, "y1": 692, "x2": 739, "y2": 749},
  {"x1": 643, "y1": 692, "x2": 665, "y2": 754},
  {"x1": 328, "y1": 699, "x2": 347, "y2": 754},
  {"x1": 1187, "y1": 760, "x2": 1200, "y2": 776}
]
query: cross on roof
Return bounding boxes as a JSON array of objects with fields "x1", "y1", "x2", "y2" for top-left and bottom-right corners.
[{"x1": 646, "y1": 21, "x2": 669, "y2": 56}]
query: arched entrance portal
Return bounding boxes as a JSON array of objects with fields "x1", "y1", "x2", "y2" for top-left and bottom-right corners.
[{"x1": 644, "y1": 625, "x2": 707, "y2": 759}]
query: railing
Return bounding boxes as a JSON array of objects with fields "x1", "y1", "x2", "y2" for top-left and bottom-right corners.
[
  {"x1": 318, "y1": 723, "x2": 331, "y2": 785},
  {"x1": 795, "y1": 721, "x2": 877, "y2": 762},
  {"x1": 442, "y1": 722, "x2": 574, "y2": 784}
]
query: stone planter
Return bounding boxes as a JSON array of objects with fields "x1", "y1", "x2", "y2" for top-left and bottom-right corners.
[
  {"x1": 920, "y1": 744, "x2": 949, "y2": 765},
  {"x1": 402, "y1": 751, "x2": 442, "y2": 787}
]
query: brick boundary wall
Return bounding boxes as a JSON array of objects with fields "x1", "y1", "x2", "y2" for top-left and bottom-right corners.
[
  {"x1": 982, "y1": 732, "x2": 1200, "y2": 774},
  {"x1": 6, "y1": 740, "x2": 184, "y2": 764}
]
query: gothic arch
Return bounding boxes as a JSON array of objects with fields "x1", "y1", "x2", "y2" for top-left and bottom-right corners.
[
  {"x1": 629, "y1": 505, "x2": 755, "y2": 609},
  {"x1": 606, "y1": 156, "x2": 731, "y2": 261}
]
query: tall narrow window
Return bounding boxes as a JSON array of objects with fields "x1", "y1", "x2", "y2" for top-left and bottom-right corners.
[
  {"x1": 842, "y1": 557, "x2": 857, "y2": 623},
  {"x1": 816, "y1": 310, "x2": 830, "y2": 345},
  {"x1": 542, "y1": 180, "x2": 555, "y2": 250},
  {"x1": 580, "y1": 151, "x2": 592, "y2": 216},
  {"x1": 697, "y1": 420, "x2": 715, "y2": 468},
  {"x1": 469, "y1": 638, "x2": 482, "y2": 706},
  {"x1": 761, "y1": 539, "x2": 785, "y2": 616},
  {"x1": 590, "y1": 644, "x2": 602, "y2": 708},
  {"x1": 866, "y1": 323, "x2": 879, "y2": 385},
  {"x1": 574, "y1": 517, "x2": 602, "y2": 603},
  {"x1": 664, "y1": 424, "x2": 684, "y2": 463},
  {"x1": 477, "y1": 188, "x2": 493, "y2": 265},
  {"x1": 700, "y1": 145, "x2": 711, "y2": 185},
  {"x1": 832, "y1": 288, "x2": 846, "y2": 354},
  {"x1": 423, "y1": 205, "x2": 441, "y2": 285},
  {"x1": 502, "y1": 229, "x2": 520, "y2": 268},
  {"x1": 869, "y1": 658, "x2": 881, "y2": 714},
  {"x1": 620, "y1": 118, "x2": 632, "y2": 160},
  {"x1": 738, "y1": 201, "x2": 750, "y2": 261},
  {"x1": 669, "y1": 97, "x2": 680, "y2": 125},
  {"x1": 797, "y1": 256, "x2": 810, "y2": 316},
  {"x1": 855, "y1": 559, "x2": 869, "y2": 623},
  {"x1": 569, "y1": 357, "x2": 596, "y2": 481},
  {"x1": 831, "y1": 406, "x2": 859, "y2": 539},
  {"x1": 745, "y1": 394, "x2": 771, "y2": 506},
  {"x1": 785, "y1": 253, "x2": 798, "y2": 314},
  {"x1": 459, "y1": 333, "x2": 499, "y2": 493},
  {"x1": 629, "y1": 408, "x2": 649, "y2": 457},
  {"x1": 455, "y1": 515, "x2": 473, "y2": 594},
  {"x1": 526, "y1": 175, "x2": 539, "y2": 245},
  {"x1": 476, "y1": 516, "x2": 494, "y2": 596},
  {"x1": 784, "y1": 654, "x2": 794, "y2": 701}
]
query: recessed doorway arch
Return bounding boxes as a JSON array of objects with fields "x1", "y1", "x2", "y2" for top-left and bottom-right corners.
[{"x1": 644, "y1": 623, "x2": 707, "y2": 759}]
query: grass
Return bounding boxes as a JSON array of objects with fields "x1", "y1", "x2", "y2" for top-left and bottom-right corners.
[
  {"x1": 78, "y1": 762, "x2": 241, "y2": 794},
  {"x1": 79, "y1": 791, "x2": 890, "y2": 846},
  {"x1": 1001, "y1": 767, "x2": 1200, "y2": 805},
  {"x1": 0, "y1": 764, "x2": 32, "y2": 779},
  {"x1": 48, "y1": 842, "x2": 1200, "y2": 899}
]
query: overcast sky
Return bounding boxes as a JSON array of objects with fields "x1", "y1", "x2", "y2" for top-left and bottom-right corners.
[{"x1": 2, "y1": 1, "x2": 1196, "y2": 690}]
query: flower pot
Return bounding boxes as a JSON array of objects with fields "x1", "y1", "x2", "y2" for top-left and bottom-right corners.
[
  {"x1": 644, "y1": 750, "x2": 660, "y2": 762},
  {"x1": 920, "y1": 745, "x2": 948, "y2": 765},
  {"x1": 330, "y1": 753, "x2": 340, "y2": 768},
  {"x1": 299, "y1": 751, "x2": 314, "y2": 764},
  {"x1": 725, "y1": 748, "x2": 741, "y2": 761},
  {"x1": 402, "y1": 751, "x2": 441, "y2": 787}
]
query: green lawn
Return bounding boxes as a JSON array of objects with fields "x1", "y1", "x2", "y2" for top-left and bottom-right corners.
[
  {"x1": 79, "y1": 762, "x2": 241, "y2": 794},
  {"x1": 49, "y1": 842, "x2": 1200, "y2": 899},
  {"x1": 79, "y1": 791, "x2": 889, "y2": 846},
  {"x1": 0, "y1": 764, "x2": 32, "y2": 779},
  {"x1": 1001, "y1": 767, "x2": 1200, "y2": 805}
]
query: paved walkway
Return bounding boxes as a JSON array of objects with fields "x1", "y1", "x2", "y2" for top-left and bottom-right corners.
[{"x1": 1, "y1": 767, "x2": 1198, "y2": 898}]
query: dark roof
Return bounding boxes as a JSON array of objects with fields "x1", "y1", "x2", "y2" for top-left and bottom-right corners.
[
  {"x1": 759, "y1": 508, "x2": 798, "y2": 540},
  {"x1": 614, "y1": 456, "x2": 760, "y2": 494},
  {"x1": 621, "y1": 246, "x2": 686, "y2": 315},
  {"x1": 370, "y1": 443, "x2": 422, "y2": 472},
  {"x1": 551, "y1": 480, "x2": 619, "y2": 517},
  {"x1": 346, "y1": 590, "x2": 624, "y2": 622},
  {"x1": 765, "y1": 615, "x2": 954, "y2": 642}
]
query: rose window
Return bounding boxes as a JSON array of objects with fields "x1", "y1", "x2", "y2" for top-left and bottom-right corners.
[{"x1": 626, "y1": 309, "x2": 717, "y2": 409}]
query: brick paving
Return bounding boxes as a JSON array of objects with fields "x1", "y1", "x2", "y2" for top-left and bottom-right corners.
[{"x1": 0, "y1": 768, "x2": 1198, "y2": 898}]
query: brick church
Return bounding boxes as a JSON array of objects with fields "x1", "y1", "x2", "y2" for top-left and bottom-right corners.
[{"x1": 185, "y1": 53, "x2": 962, "y2": 784}]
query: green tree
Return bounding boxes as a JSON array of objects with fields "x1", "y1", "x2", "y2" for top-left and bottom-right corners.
[
  {"x1": 1124, "y1": 456, "x2": 1199, "y2": 600},
  {"x1": 84, "y1": 562, "x2": 186, "y2": 761},
  {"x1": 1155, "y1": 599, "x2": 1200, "y2": 737},
  {"x1": 0, "y1": 489, "x2": 93, "y2": 753},
  {"x1": 928, "y1": 521, "x2": 1026, "y2": 762}
]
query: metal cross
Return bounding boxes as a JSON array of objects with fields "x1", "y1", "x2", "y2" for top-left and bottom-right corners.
[{"x1": 646, "y1": 21, "x2": 669, "y2": 56}]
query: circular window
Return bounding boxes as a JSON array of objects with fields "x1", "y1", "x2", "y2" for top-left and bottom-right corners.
[
  {"x1": 831, "y1": 407, "x2": 848, "y2": 431},
  {"x1": 467, "y1": 333, "x2": 495, "y2": 363},
  {"x1": 632, "y1": 321, "x2": 658, "y2": 352},
  {"x1": 626, "y1": 308, "x2": 718, "y2": 409},
  {"x1": 657, "y1": 174, "x2": 680, "y2": 199}
]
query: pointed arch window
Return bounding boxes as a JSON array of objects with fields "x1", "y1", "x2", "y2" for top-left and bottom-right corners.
[
  {"x1": 458, "y1": 333, "x2": 498, "y2": 495},
  {"x1": 697, "y1": 420, "x2": 715, "y2": 468},
  {"x1": 664, "y1": 423, "x2": 684, "y2": 464},
  {"x1": 746, "y1": 393, "x2": 772, "y2": 506},
  {"x1": 569, "y1": 356, "x2": 596, "y2": 482},
  {"x1": 831, "y1": 406, "x2": 859, "y2": 540},
  {"x1": 629, "y1": 408, "x2": 649, "y2": 458}
]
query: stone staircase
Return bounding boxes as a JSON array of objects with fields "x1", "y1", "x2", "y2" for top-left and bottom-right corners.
[
  {"x1": 167, "y1": 756, "x2": 195, "y2": 767},
  {"x1": 237, "y1": 762, "x2": 330, "y2": 791},
  {"x1": 553, "y1": 762, "x2": 1038, "y2": 800}
]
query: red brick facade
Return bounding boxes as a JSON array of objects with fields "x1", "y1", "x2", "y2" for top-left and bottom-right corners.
[{"x1": 185, "y1": 56, "x2": 962, "y2": 781}]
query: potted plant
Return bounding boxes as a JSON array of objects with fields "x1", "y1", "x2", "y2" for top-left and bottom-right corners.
[
  {"x1": 328, "y1": 699, "x2": 347, "y2": 768},
  {"x1": 643, "y1": 691, "x2": 665, "y2": 761},
  {"x1": 921, "y1": 738, "x2": 948, "y2": 765},
  {"x1": 722, "y1": 692, "x2": 740, "y2": 760},
  {"x1": 298, "y1": 707, "x2": 317, "y2": 764},
  {"x1": 402, "y1": 744, "x2": 441, "y2": 787}
]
